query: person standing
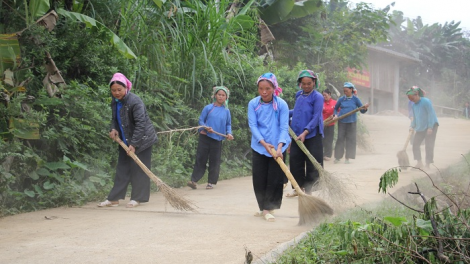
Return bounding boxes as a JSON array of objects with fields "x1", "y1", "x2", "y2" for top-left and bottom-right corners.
[
  {"x1": 463, "y1": 102, "x2": 470, "y2": 119},
  {"x1": 286, "y1": 70, "x2": 323, "y2": 197},
  {"x1": 333, "y1": 82, "x2": 369, "y2": 164},
  {"x1": 187, "y1": 86, "x2": 234, "y2": 190},
  {"x1": 98, "y1": 73, "x2": 158, "y2": 208},
  {"x1": 322, "y1": 89, "x2": 337, "y2": 161},
  {"x1": 248, "y1": 72, "x2": 291, "y2": 222},
  {"x1": 406, "y1": 86, "x2": 439, "y2": 169}
]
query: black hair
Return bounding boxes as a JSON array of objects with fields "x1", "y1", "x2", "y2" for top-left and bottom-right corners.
[
  {"x1": 110, "y1": 80, "x2": 126, "y2": 88},
  {"x1": 322, "y1": 88, "x2": 331, "y2": 95}
]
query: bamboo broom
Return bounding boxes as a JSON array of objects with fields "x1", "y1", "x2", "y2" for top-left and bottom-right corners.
[
  {"x1": 288, "y1": 127, "x2": 355, "y2": 207},
  {"x1": 114, "y1": 137, "x2": 197, "y2": 212},
  {"x1": 396, "y1": 130, "x2": 413, "y2": 169},
  {"x1": 324, "y1": 105, "x2": 368, "y2": 126},
  {"x1": 269, "y1": 148, "x2": 333, "y2": 225}
]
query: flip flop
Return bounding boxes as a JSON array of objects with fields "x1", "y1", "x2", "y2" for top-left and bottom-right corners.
[
  {"x1": 97, "y1": 200, "x2": 118, "y2": 207},
  {"x1": 206, "y1": 183, "x2": 213, "y2": 189},
  {"x1": 126, "y1": 200, "x2": 140, "y2": 208},
  {"x1": 285, "y1": 190, "x2": 298, "y2": 197},
  {"x1": 254, "y1": 210, "x2": 275, "y2": 217},
  {"x1": 264, "y1": 213, "x2": 275, "y2": 222}
]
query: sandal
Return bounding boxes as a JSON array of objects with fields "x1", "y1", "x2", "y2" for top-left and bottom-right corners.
[
  {"x1": 187, "y1": 181, "x2": 197, "y2": 189},
  {"x1": 97, "y1": 200, "x2": 118, "y2": 207},
  {"x1": 126, "y1": 200, "x2": 140, "y2": 208},
  {"x1": 264, "y1": 213, "x2": 275, "y2": 222},
  {"x1": 206, "y1": 183, "x2": 213, "y2": 190},
  {"x1": 285, "y1": 190, "x2": 298, "y2": 197},
  {"x1": 254, "y1": 210, "x2": 274, "y2": 217}
]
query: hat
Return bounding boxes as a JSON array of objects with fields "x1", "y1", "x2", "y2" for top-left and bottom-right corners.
[{"x1": 297, "y1": 70, "x2": 319, "y2": 89}]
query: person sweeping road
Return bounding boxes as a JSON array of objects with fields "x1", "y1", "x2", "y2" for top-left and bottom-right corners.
[
  {"x1": 287, "y1": 70, "x2": 324, "y2": 197},
  {"x1": 248, "y1": 72, "x2": 291, "y2": 222},
  {"x1": 98, "y1": 73, "x2": 158, "y2": 208},
  {"x1": 406, "y1": 86, "x2": 439, "y2": 169},
  {"x1": 187, "y1": 86, "x2": 234, "y2": 190}
]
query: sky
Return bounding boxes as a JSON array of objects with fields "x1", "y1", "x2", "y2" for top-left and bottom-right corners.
[{"x1": 349, "y1": 0, "x2": 470, "y2": 31}]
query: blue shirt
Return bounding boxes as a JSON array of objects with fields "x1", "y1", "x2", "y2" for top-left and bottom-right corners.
[
  {"x1": 198, "y1": 104, "x2": 232, "y2": 141},
  {"x1": 289, "y1": 90, "x2": 324, "y2": 138},
  {"x1": 334, "y1": 96, "x2": 367, "y2": 123},
  {"x1": 410, "y1": 97, "x2": 439, "y2": 132},
  {"x1": 248, "y1": 96, "x2": 291, "y2": 157},
  {"x1": 116, "y1": 100, "x2": 128, "y2": 145}
]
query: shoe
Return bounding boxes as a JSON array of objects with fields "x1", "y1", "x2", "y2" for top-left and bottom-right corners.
[
  {"x1": 264, "y1": 213, "x2": 275, "y2": 222},
  {"x1": 126, "y1": 200, "x2": 140, "y2": 208},
  {"x1": 323, "y1": 157, "x2": 330, "y2": 161},
  {"x1": 254, "y1": 210, "x2": 274, "y2": 217},
  {"x1": 285, "y1": 190, "x2": 298, "y2": 197},
  {"x1": 415, "y1": 161, "x2": 423, "y2": 169},
  {"x1": 334, "y1": 159, "x2": 341, "y2": 164},
  {"x1": 206, "y1": 183, "x2": 214, "y2": 189},
  {"x1": 187, "y1": 181, "x2": 197, "y2": 189},
  {"x1": 345, "y1": 159, "x2": 350, "y2": 164},
  {"x1": 97, "y1": 200, "x2": 118, "y2": 207}
]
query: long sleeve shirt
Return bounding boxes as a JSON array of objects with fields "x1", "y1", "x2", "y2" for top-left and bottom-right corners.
[
  {"x1": 323, "y1": 98, "x2": 337, "y2": 126},
  {"x1": 248, "y1": 96, "x2": 291, "y2": 157},
  {"x1": 410, "y1": 97, "x2": 439, "y2": 132},
  {"x1": 198, "y1": 103, "x2": 232, "y2": 141},
  {"x1": 289, "y1": 90, "x2": 324, "y2": 138},
  {"x1": 334, "y1": 95, "x2": 367, "y2": 123}
]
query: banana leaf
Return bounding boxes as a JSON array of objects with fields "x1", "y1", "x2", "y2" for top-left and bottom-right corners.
[{"x1": 0, "y1": 34, "x2": 21, "y2": 73}]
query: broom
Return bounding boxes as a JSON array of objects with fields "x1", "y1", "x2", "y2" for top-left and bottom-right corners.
[
  {"x1": 288, "y1": 128, "x2": 355, "y2": 207},
  {"x1": 397, "y1": 130, "x2": 413, "y2": 169},
  {"x1": 114, "y1": 137, "x2": 197, "y2": 212},
  {"x1": 324, "y1": 105, "x2": 368, "y2": 126},
  {"x1": 269, "y1": 148, "x2": 333, "y2": 225}
]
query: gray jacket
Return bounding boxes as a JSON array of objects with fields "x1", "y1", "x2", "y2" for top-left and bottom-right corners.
[{"x1": 110, "y1": 92, "x2": 157, "y2": 153}]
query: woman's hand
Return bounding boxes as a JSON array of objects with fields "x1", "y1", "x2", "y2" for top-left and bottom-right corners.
[
  {"x1": 296, "y1": 130, "x2": 308, "y2": 142},
  {"x1": 427, "y1": 128, "x2": 433, "y2": 135},
  {"x1": 109, "y1": 129, "x2": 119, "y2": 140},
  {"x1": 227, "y1": 134, "x2": 234, "y2": 141},
  {"x1": 363, "y1": 103, "x2": 370, "y2": 109},
  {"x1": 206, "y1": 127, "x2": 214, "y2": 133},
  {"x1": 261, "y1": 140, "x2": 275, "y2": 157}
]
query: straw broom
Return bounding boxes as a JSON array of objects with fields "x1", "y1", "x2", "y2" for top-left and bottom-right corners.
[
  {"x1": 269, "y1": 148, "x2": 333, "y2": 225},
  {"x1": 288, "y1": 128, "x2": 354, "y2": 207},
  {"x1": 114, "y1": 137, "x2": 197, "y2": 212},
  {"x1": 397, "y1": 130, "x2": 413, "y2": 169}
]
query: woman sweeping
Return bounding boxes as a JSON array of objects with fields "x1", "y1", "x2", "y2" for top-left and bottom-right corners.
[
  {"x1": 98, "y1": 73, "x2": 158, "y2": 208},
  {"x1": 322, "y1": 89, "x2": 337, "y2": 161},
  {"x1": 286, "y1": 70, "x2": 324, "y2": 197},
  {"x1": 248, "y1": 72, "x2": 291, "y2": 222},
  {"x1": 333, "y1": 82, "x2": 369, "y2": 164},
  {"x1": 187, "y1": 86, "x2": 234, "y2": 190}
]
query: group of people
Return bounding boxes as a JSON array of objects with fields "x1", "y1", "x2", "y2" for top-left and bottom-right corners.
[{"x1": 97, "y1": 71, "x2": 439, "y2": 223}]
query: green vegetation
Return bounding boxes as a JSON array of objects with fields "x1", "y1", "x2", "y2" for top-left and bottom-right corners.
[{"x1": 273, "y1": 155, "x2": 470, "y2": 263}]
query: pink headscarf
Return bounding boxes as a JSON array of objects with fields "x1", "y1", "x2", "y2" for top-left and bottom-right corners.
[
  {"x1": 257, "y1": 72, "x2": 282, "y2": 96},
  {"x1": 109, "y1": 73, "x2": 132, "y2": 92}
]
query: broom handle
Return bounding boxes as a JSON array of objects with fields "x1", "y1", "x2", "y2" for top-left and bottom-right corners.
[
  {"x1": 403, "y1": 130, "x2": 413, "y2": 151},
  {"x1": 269, "y1": 148, "x2": 304, "y2": 195},
  {"x1": 324, "y1": 105, "x2": 367, "y2": 126},
  {"x1": 288, "y1": 127, "x2": 324, "y2": 176},
  {"x1": 114, "y1": 137, "x2": 162, "y2": 184},
  {"x1": 203, "y1": 126, "x2": 228, "y2": 138}
]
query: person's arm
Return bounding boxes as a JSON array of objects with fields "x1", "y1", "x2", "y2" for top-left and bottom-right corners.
[
  {"x1": 333, "y1": 97, "x2": 342, "y2": 116},
  {"x1": 248, "y1": 100, "x2": 264, "y2": 143},
  {"x1": 356, "y1": 97, "x2": 368, "y2": 113},
  {"x1": 129, "y1": 96, "x2": 148, "y2": 151},
  {"x1": 277, "y1": 99, "x2": 290, "y2": 150},
  {"x1": 425, "y1": 99, "x2": 437, "y2": 134},
  {"x1": 226, "y1": 109, "x2": 234, "y2": 140},
  {"x1": 198, "y1": 105, "x2": 212, "y2": 133},
  {"x1": 109, "y1": 101, "x2": 119, "y2": 140},
  {"x1": 301, "y1": 93, "x2": 323, "y2": 141}
]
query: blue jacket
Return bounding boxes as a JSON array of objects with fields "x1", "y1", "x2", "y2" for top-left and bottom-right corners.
[
  {"x1": 410, "y1": 97, "x2": 439, "y2": 132},
  {"x1": 198, "y1": 104, "x2": 232, "y2": 141},
  {"x1": 334, "y1": 95, "x2": 367, "y2": 123},
  {"x1": 248, "y1": 96, "x2": 291, "y2": 157},
  {"x1": 289, "y1": 90, "x2": 324, "y2": 138}
]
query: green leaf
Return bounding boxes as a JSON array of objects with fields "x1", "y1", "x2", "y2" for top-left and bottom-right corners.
[
  {"x1": 36, "y1": 168, "x2": 50, "y2": 176},
  {"x1": 152, "y1": 0, "x2": 166, "y2": 8},
  {"x1": 44, "y1": 161, "x2": 70, "y2": 171},
  {"x1": 384, "y1": 216, "x2": 408, "y2": 227},
  {"x1": 43, "y1": 181, "x2": 55, "y2": 190},
  {"x1": 416, "y1": 219, "x2": 432, "y2": 236},
  {"x1": 57, "y1": 9, "x2": 137, "y2": 59},
  {"x1": 284, "y1": 0, "x2": 322, "y2": 21},
  {"x1": 259, "y1": 0, "x2": 295, "y2": 25},
  {"x1": 29, "y1": 0, "x2": 50, "y2": 21},
  {"x1": 0, "y1": 34, "x2": 21, "y2": 73},
  {"x1": 29, "y1": 171, "x2": 40, "y2": 180},
  {"x1": 24, "y1": 189, "x2": 35, "y2": 198}
]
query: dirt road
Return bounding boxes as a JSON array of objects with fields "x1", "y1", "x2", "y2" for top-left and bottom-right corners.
[{"x1": 1, "y1": 115, "x2": 469, "y2": 264}]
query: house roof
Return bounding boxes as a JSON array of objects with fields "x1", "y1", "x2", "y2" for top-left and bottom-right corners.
[{"x1": 367, "y1": 45, "x2": 421, "y2": 63}]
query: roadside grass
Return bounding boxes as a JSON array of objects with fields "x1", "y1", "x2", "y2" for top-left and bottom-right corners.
[{"x1": 272, "y1": 153, "x2": 470, "y2": 264}]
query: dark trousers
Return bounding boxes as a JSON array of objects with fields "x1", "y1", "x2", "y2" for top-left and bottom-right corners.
[
  {"x1": 412, "y1": 125, "x2": 438, "y2": 164},
  {"x1": 190, "y1": 134, "x2": 223, "y2": 184},
  {"x1": 334, "y1": 122, "x2": 357, "y2": 160},
  {"x1": 108, "y1": 146, "x2": 152, "y2": 202},
  {"x1": 252, "y1": 150, "x2": 285, "y2": 211},
  {"x1": 323, "y1": 125, "x2": 335, "y2": 158},
  {"x1": 290, "y1": 135, "x2": 323, "y2": 193}
]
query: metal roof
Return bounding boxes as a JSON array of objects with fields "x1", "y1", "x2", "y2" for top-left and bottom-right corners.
[{"x1": 367, "y1": 45, "x2": 421, "y2": 63}]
